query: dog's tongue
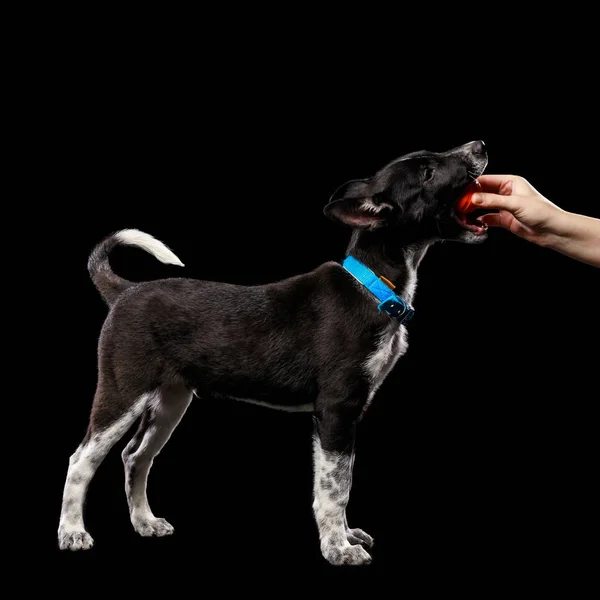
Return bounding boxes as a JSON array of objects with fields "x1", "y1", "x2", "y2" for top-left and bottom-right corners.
[{"x1": 456, "y1": 180, "x2": 481, "y2": 214}]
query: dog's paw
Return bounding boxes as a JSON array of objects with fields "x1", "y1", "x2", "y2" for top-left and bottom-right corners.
[
  {"x1": 346, "y1": 527, "x2": 374, "y2": 548},
  {"x1": 58, "y1": 528, "x2": 94, "y2": 551},
  {"x1": 133, "y1": 517, "x2": 174, "y2": 537},
  {"x1": 323, "y1": 542, "x2": 372, "y2": 566}
]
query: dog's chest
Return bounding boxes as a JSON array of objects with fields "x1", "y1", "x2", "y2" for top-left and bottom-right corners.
[{"x1": 363, "y1": 322, "x2": 408, "y2": 394}]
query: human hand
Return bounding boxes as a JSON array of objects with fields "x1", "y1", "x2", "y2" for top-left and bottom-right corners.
[
  {"x1": 471, "y1": 174, "x2": 565, "y2": 247},
  {"x1": 472, "y1": 174, "x2": 600, "y2": 267}
]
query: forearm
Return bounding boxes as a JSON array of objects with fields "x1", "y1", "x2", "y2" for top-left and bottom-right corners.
[{"x1": 544, "y1": 211, "x2": 600, "y2": 267}]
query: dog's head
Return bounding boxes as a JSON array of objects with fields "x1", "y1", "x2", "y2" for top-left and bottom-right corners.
[{"x1": 324, "y1": 140, "x2": 489, "y2": 244}]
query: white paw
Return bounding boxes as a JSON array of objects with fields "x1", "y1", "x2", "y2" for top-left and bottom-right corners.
[
  {"x1": 346, "y1": 527, "x2": 374, "y2": 548},
  {"x1": 58, "y1": 528, "x2": 94, "y2": 551},
  {"x1": 133, "y1": 517, "x2": 174, "y2": 537},
  {"x1": 323, "y1": 542, "x2": 372, "y2": 566}
]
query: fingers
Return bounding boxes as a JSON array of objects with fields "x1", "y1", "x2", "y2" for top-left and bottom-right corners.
[
  {"x1": 478, "y1": 210, "x2": 518, "y2": 230},
  {"x1": 472, "y1": 192, "x2": 520, "y2": 213},
  {"x1": 478, "y1": 212, "x2": 505, "y2": 228},
  {"x1": 476, "y1": 174, "x2": 520, "y2": 194}
]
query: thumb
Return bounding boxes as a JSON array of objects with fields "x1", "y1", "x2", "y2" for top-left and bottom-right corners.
[{"x1": 471, "y1": 192, "x2": 520, "y2": 213}]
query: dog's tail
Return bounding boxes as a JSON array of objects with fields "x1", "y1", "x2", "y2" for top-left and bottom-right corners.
[{"x1": 88, "y1": 229, "x2": 184, "y2": 306}]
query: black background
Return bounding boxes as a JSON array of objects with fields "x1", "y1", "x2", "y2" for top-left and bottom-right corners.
[{"x1": 34, "y1": 51, "x2": 599, "y2": 589}]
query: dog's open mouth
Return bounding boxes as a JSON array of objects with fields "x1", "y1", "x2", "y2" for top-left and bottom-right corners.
[
  {"x1": 452, "y1": 178, "x2": 490, "y2": 236},
  {"x1": 453, "y1": 209, "x2": 488, "y2": 236}
]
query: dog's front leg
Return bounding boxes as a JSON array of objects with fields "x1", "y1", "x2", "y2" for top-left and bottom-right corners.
[{"x1": 312, "y1": 403, "x2": 373, "y2": 566}]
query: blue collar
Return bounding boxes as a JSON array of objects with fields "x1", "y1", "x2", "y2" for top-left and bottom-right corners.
[{"x1": 342, "y1": 255, "x2": 415, "y2": 325}]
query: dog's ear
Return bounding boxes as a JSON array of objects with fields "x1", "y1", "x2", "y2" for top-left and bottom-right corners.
[{"x1": 323, "y1": 178, "x2": 393, "y2": 229}]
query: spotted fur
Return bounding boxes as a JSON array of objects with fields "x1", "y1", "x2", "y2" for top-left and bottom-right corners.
[{"x1": 312, "y1": 435, "x2": 374, "y2": 565}]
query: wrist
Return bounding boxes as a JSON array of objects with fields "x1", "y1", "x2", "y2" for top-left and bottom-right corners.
[
  {"x1": 547, "y1": 210, "x2": 583, "y2": 246},
  {"x1": 542, "y1": 211, "x2": 600, "y2": 267},
  {"x1": 531, "y1": 206, "x2": 571, "y2": 249}
]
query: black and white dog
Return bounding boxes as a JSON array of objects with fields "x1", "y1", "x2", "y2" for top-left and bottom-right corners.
[{"x1": 58, "y1": 140, "x2": 489, "y2": 565}]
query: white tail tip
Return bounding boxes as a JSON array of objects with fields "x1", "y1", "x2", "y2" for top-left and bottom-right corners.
[{"x1": 114, "y1": 229, "x2": 185, "y2": 267}]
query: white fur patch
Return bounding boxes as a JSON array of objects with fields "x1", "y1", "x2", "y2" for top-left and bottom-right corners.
[
  {"x1": 363, "y1": 322, "x2": 408, "y2": 411},
  {"x1": 115, "y1": 229, "x2": 185, "y2": 267},
  {"x1": 57, "y1": 394, "x2": 149, "y2": 551},
  {"x1": 401, "y1": 258, "x2": 418, "y2": 306}
]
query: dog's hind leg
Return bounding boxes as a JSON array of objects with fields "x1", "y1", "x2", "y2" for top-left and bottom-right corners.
[
  {"x1": 57, "y1": 384, "x2": 148, "y2": 551},
  {"x1": 312, "y1": 395, "x2": 373, "y2": 566},
  {"x1": 121, "y1": 383, "x2": 192, "y2": 537}
]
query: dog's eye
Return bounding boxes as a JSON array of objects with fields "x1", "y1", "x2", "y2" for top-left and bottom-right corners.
[{"x1": 423, "y1": 167, "x2": 435, "y2": 182}]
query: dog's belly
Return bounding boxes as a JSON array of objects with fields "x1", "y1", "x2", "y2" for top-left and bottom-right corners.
[
  {"x1": 192, "y1": 379, "x2": 317, "y2": 413},
  {"x1": 204, "y1": 392, "x2": 315, "y2": 413}
]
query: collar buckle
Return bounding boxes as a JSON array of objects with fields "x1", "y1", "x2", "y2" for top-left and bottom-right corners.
[{"x1": 377, "y1": 297, "x2": 415, "y2": 324}]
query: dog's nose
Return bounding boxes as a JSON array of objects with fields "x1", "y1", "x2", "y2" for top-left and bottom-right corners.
[{"x1": 469, "y1": 140, "x2": 486, "y2": 155}]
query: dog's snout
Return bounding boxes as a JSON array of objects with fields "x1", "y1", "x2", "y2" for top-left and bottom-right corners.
[
  {"x1": 447, "y1": 140, "x2": 487, "y2": 159},
  {"x1": 457, "y1": 140, "x2": 488, "y2": 179},
  {"x1": 465, "y1": 140, "x2": 486, "y2": 155}
]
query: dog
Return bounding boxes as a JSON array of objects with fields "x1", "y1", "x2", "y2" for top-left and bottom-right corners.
[{"x1": 58, "y1": 140, "x2": 489, "y2": 565}]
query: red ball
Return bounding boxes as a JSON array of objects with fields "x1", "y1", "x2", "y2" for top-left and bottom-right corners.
[{"x1": 456, "y1": 180, "x2": 481, "y2": 214}]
